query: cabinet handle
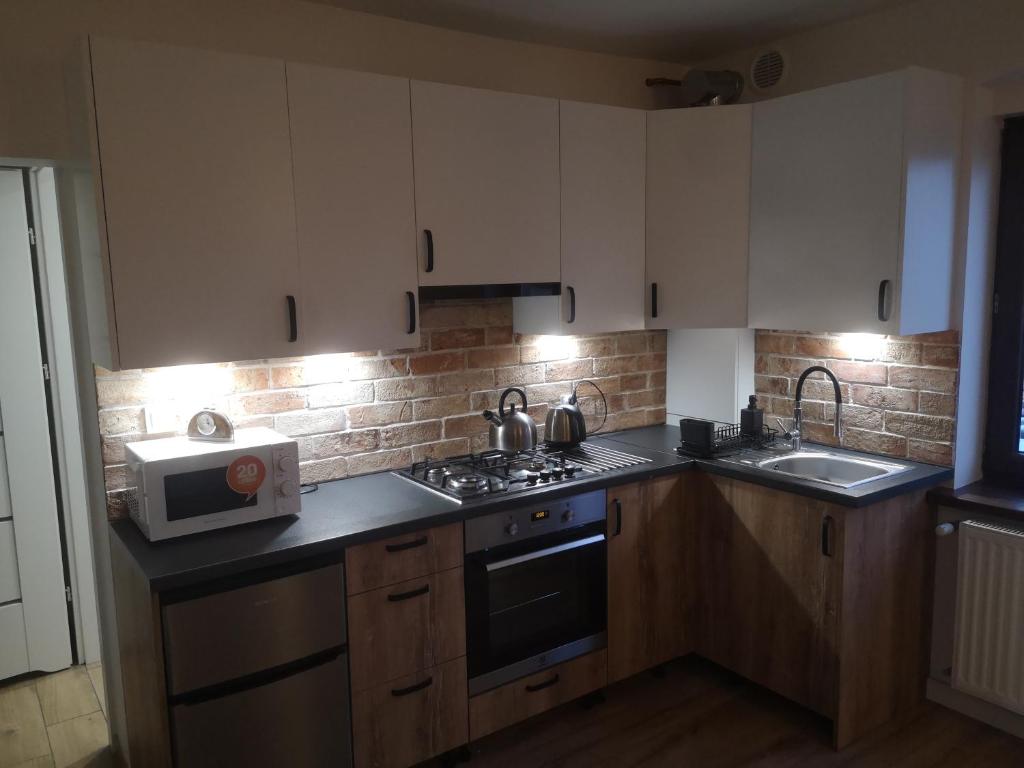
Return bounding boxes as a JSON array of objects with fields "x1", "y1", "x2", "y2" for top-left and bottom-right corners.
[
  {"x1": 424, "y1": 229, "x2": 434, "y2": 273},
  {"x1": 821, "y1": 515, "x2": 835, "y2": 557},
  {"x1": 613, "y1": 498, "x2": 622, "y2": 536},
  {"x1": 385, "y1": 535, "x2": 428, "y2": 553},
  {"x1": 567, "y1": 285, "x2": 576, "y2": 324},
  {"x1": 877, "y1": 280, "x2": 892, "y2": 322},
  {"x1": 286, "y1": 295, "x2": 298, "y2": 342},
  {"x1": 391, "y1": 676, "x2": 433, "y2": 697},
  {"x1": 387, "y1": 583, "x2": 430, "y2": 602},
  {"x1": 406, "y1": 291, "x2": 416, "y2": 334},
  {"x1": 525, "y1": 673, "x2": 560, "y2": 693},
  {"x1": 651, "y1": 283, "x2": 658, "y2": 319}
]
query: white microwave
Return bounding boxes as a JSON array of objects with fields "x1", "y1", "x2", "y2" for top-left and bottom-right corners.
[{"x1": 125, "y1": 427, "x2": 300, "y2": 541}]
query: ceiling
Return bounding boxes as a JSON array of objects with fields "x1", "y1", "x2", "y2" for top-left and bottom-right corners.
[{"x1": 311, "y1": 0, "x2": 919, "y2": 62}]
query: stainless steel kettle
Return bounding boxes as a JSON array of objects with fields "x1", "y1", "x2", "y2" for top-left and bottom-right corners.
[
  {"x1": 482, "y1": 387, "x2": 537, "y2": 453},
  {"x1": 544, "y1": 389, "x2": 588, "y2": 447}
]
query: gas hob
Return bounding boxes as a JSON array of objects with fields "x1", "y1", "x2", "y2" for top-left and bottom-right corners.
[{"x1": 395, "y1": 443, "x2": 651, "y2": 502}]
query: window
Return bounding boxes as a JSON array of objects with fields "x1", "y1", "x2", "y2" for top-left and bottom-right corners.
[{"x1": 984, "y1": 116, "x2": 1024, "y2": 484}]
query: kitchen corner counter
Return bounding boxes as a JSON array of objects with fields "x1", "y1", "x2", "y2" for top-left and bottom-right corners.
[
  {"x1": 598, "y1": 424, "x2": 953, "y2": 508},
  {"x1": 112, "y1": 424, "x2": 952, "y2": 592}
]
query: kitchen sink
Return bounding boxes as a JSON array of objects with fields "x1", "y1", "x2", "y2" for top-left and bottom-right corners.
[{"x1": 753, "y1": 451, "x2": 911, "y2": 489}]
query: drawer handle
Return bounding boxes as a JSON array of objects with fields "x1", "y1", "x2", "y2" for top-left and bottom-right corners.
[
  {"x1": 391, "y1": 676, "x2": 433, "y2": 697},
  {"x1": 387, "y1": 583, "x2": 430, "y2": 602},
  {"x1": 525, "y1": 673, "x2": 560, "y2": 693},
  {"x1": 613, "y1": 498, "x2": 622, "y2": 536},
  {"x1": 385, "y1": 536, "x2": 428, "y2": 553}
]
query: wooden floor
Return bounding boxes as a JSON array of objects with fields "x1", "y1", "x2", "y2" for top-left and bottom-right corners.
[
  {"x1": 453, "y1": 657, "x2": 1024, "y2": 767},
  {"x1": 0, "y1": 663, "x2": 110, "y2": 768}
]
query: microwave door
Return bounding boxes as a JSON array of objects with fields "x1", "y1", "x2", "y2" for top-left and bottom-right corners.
[{"x1": 144, "y1": 448, "x2": 277, "y2": 539}]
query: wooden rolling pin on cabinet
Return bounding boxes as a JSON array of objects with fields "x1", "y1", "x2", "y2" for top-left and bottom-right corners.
[{"x1": 345, "y1": 523, "x2": 468, "y2": 768}]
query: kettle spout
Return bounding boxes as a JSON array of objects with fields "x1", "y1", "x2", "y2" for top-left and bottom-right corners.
[{"x1": 481, "y1": 409, "x2": 502, "y2": 427}]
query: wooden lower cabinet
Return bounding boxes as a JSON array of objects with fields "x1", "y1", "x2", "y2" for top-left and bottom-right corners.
[
  {"x1": 694, "y1": 473, "x2": 933, "y2": 748},
  {"x1": 606, "y1": 476, "x2": 695, "y2": 683},
  {"x1": 695, "y1": 473, "x2": 840, "y2": 717},
  {"x1": 347, "y1": 567, "x2": 466, "y2": 692},
  {"x1": 352, "y1": 657, "x2": 468, "y2": 768},
  {"x1": 469, "y1": 650, "x2": 607, "y2": 740}
]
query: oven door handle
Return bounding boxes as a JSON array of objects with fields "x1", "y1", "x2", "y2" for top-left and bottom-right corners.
[{"x1": 484, "y1": 534, "x2": 606, "y2": 572}]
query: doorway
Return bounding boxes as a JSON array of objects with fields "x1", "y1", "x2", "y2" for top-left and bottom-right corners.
[{"x1": 0, "y1": 166, "x2": 100, "y2": 680}]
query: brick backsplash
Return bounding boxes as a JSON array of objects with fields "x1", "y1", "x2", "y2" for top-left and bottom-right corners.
[
  {"x1": 95, "y1": 299, "x2": 668, "y2": 519},
  {"x1": 754, "y1": 329, "x2": 960, "y2": 466}
]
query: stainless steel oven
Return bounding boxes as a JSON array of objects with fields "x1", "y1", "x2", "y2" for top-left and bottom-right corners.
[{"x1": 464, "y1": 490, "x2": 607, "y2": 695}]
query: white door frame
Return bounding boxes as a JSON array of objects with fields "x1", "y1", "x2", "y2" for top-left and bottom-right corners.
[
  {"x1": 0, "y1": 167, "x2": 73, "y2": 674},
  {"x1": 31, "y1": 167, "x2": 102, "y2": 663}
]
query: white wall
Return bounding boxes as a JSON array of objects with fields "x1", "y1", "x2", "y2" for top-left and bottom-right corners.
[
  {"x1": 666, "y1": 329, "x2": 755, "y2": 425},
  {"x1": 699, "y1": 0, "x2": 1024, "y2": 97},
  {"x1": 0, "y1": 0, "x2": 682, "y2": 162}
]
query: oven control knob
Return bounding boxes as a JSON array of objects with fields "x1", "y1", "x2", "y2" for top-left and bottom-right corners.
[
  {"x1": 539, "y1": 469, "x2": 552, "y2": 483},
  {"x1": 564, "y1": 464, "x2": 578, "y2": 478},
  {"x1": 277, "y1": 455, "x2": 297, "y2": 473},
  {"x1": 551, "y1": 467, "x2": 564, "y2": 480},
  {"x1": 562, "y1": 509, "x2": 575, "y2": 524},
  {"x1": 279, "y1": 480, "x2": 299, "y2": 497},
  {"x1": 505, "y1": 521, "x2": 519, "y2": 537},
  {"x1": 526, "y1": 472, "x2": 540, "y2": 486}
]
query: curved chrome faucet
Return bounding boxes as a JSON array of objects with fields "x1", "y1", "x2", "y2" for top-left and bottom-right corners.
[{"x1": 788, "y1": 365, "x2": 844, "y2": 451}]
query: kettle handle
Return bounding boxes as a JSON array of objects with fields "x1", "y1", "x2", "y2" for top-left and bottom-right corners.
[{"x1": 498, "y1": 387, "x2": 528, "y2": 419}]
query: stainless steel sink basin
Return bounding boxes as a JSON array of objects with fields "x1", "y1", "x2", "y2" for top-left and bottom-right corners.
[{"x1": 754, "y1": 451, "x2": 911, "y2": 489}]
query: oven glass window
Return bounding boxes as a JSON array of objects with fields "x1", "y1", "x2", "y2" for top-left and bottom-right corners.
[
  {"x1": 164, "y1": 466, "x2": 258, "y2": 521},
  {"x1": 467, "y1": 525, "x2": 606, "y2": 679}
]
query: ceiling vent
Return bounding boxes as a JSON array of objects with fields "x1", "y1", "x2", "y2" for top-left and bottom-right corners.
[{"x1": 751, "y1": 49, "x2": 786, "y2": 91}]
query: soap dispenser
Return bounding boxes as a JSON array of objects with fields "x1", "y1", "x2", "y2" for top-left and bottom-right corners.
[{"x1": 740, "y1": 394, "x2": 763, "y2": 437}]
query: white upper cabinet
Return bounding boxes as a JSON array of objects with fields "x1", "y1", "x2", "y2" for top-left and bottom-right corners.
[
  {"x1": 748, "y1": 68, "x2": 963, "y2": 334},
  {"x1": 514, "y1": 101, "x2": 646, "y2": 335},
  {"x1": 645, "y1": 105, "x2": 753, "y2": 329},
  {"x1": 287, "y1": 64, "x2": 420, "y2": 355},
  {"x1": 410, "y1": 81, "x2": 560, "y2": 288},
  {"x1": 89, "y1": 38, "x2": 301, "y2": 369}
]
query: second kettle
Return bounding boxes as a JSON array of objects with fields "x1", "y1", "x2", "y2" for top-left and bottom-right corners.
[{"x1": 544, "y1": 391, "x2": 588, "y2": 448}]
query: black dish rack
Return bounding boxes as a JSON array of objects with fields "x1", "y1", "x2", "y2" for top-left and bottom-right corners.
[{"x1": 676, "y1": 418, "x2": 777, "y2": 459}]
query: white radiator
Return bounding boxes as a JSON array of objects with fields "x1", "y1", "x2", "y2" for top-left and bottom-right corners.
[{"x1": 952, "y1": 520, "x2": 1024, "y2": 715}]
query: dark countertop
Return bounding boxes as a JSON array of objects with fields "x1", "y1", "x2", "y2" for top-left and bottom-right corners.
[
  {"x1": 112, "y1": 424, "x2": 952, "y2": 592},
  {"x1": 600, "y1": 425, "x2": 954, "y2": 508}
]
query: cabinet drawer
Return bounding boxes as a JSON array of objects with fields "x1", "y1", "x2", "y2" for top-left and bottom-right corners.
[
  {"x1": 171, "y1": 652, "x2": 351, "y2": 768},
  {"x1": 162, "y1": 564, "x2": 345, "y2": 695},
  {"x1": 348, "y1": 567, "x2": 465, "y2": 692},
  {"x1": 345, "y1": 523, "x2": 462, "y2": 594},
  {"x1": 352, "y1": 657, "x2": 468, "y2": 768},
  {"x1": 469, "y1": 649, "x2": 607, "y2": 740}
]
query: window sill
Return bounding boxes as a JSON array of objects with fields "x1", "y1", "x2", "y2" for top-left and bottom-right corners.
[{"x1": 929, "y1": 481, "x2": 1024, "y2": 523}]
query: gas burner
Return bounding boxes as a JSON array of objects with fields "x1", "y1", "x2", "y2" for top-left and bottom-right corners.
[
  {"x1": 446, "y1": 473, "x2": 490, "y2": 497},
  {"x1": 426, "y1": 466, "x2": 451, "y2": 484}
]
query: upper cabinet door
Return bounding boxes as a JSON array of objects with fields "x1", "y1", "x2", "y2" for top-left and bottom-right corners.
[
  {"x1": 89, "y1": 38, "x2": 301, "y2": 368},
  {"x1": 645, "y1": 105, "x2": 752, "y2": 330},
  {"x1": 287, "y1": 64, "x2": 419, "y2": 355},
  {"x1": 514, "y1": 101, "x2": 646, "y2": 335},
  {"x1": 748, "y1": 68, "x2": 962, "y2": 334},
  {"x1": 410, "y1": 81, "x2": 560, "y2": 287}
]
